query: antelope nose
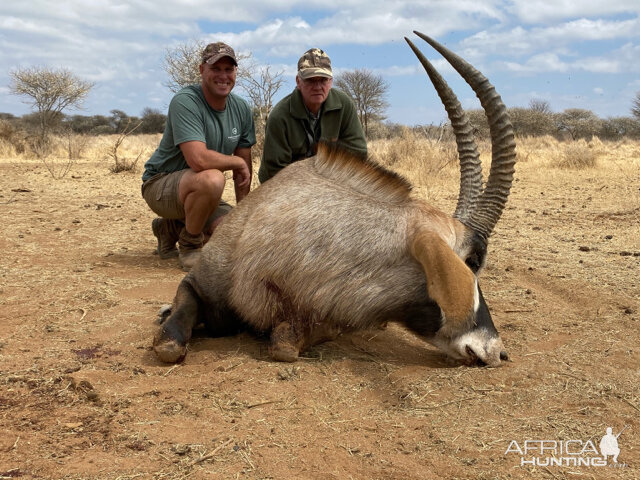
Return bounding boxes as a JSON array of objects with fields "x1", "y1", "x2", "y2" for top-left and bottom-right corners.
[{"x1": 500, "y1": 350, "x2": 510, "y2": 361}]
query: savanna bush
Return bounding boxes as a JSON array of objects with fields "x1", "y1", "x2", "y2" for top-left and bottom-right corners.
[
  {"x1": 556, "y1": 139, "x2": 600, "y2": 169},
  {"x1": 0, "y1": 119, "x2": 27, "y2": 156}
]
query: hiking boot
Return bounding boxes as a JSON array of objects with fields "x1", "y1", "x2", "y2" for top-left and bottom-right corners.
[
  {"x1": 178, "y1": 229, "x2": 204, "y2": 271},
  {"x1": 151, "y1": 217, "x2": 181, "y2": 259}
]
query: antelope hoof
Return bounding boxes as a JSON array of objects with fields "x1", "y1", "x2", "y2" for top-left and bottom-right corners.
[
  {"x1": 153, "y1": 330, "x2": 187, "y2": 363},
  {"x1": 269, "y1": 321, "x2": 303, "y2": 362},
  {"x1": 269, "y1": 341, "x2": 300, "y2": 362}
]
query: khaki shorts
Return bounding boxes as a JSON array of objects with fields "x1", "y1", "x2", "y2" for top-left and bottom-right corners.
[{"x1": 141, "y1": 170, "x2": 232, "y2": 228}]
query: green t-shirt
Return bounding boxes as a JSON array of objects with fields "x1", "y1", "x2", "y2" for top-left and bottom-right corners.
[{"x1": 142, "y1": 85, "x2": 256, "y2": 181}]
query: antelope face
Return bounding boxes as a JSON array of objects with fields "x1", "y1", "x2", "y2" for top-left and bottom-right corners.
[{"x1": 428, "y1": 283, "x2": 508, "y2": 367}]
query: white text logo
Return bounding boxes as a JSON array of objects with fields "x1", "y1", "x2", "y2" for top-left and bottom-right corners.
[{"x1": 505, "y1": 426, "x2": 628, "y2": 468}]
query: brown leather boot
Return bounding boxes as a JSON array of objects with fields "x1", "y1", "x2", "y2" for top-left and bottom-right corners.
[
  {"x1": 151, "y1": 218, "x2": 182, "y2": 259},
  {"x1": 178, "y1": 229, "x2": 204, "y2": 271}
]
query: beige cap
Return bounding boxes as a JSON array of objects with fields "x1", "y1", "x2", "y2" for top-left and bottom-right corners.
[{"x1": 297, "y1": 48, "x2": 332, "y2": 79}]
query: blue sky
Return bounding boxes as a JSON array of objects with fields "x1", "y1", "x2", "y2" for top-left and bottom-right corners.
[{"x1": 1, "y1": 1, "x2": 639, "y2": 126}]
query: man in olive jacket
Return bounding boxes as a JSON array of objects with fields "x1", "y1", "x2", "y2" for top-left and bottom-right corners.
[{"x1": 258, "y1": 48, "x2": 367, "y2": 183}]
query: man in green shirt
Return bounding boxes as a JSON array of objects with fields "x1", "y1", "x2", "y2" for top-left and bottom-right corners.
[
  {"x1": 258, "y1": 48, "x2": 367, "y2": 183},
  {"x1": 141, "y1": 42, "x2": 256, "y2": 271}
]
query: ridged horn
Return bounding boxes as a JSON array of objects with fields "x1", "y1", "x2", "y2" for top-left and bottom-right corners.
[
  {"x1": 404, "y1": 36, "x2": 482, "y2": 223},
  {"x1": 412, "y1": 31, "x2": 516, "y2": 240}
]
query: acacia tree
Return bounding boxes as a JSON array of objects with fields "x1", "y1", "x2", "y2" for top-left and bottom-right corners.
[
  {"x1": 334, "y1": 69, "x2": 389, "y2": 137},
  {"x1": 632, "y1": 91, "x2": 640, "y2": 122},
  {"x1": 9, "y1": 66, "x2": 94, "y2": 138},
  {"x1": 556, "y1": 108, "x2": 601, "y2": 140}
]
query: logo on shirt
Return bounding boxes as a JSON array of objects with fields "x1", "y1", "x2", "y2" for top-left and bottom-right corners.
[{"x1": 226, "y1": 126, "x2": 240, "y2": 146}]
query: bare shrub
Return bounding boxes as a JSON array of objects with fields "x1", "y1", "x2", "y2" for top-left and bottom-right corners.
[
  {"x1": 529, "y1": 99, "x2": 552, "y2": 114},
  {"x1": 28, "y1": 134, "x2": 53, "y2": 161},
  {"x1": 26, "y1": 134, "x2": 78, "y2": 179},
  {"x1": 238, "y1": 64, "x2": 285, "y2": 128},
  {"x1": 599, "y1": 116, "x2": 640, "y2": 140},
  {"x1": 41, "y1": 157, "x2": 77, "y2": 179},
  {"x1": 64, "y1": 130, "x2": 90, "y2": 160},
  {"x1": 108, "y1": 120, "x2": 143, "y2": 173}
]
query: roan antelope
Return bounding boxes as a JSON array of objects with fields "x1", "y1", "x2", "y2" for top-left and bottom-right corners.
[{"x1": 153, "y1": 32, "x2": 517, "y2": 367}]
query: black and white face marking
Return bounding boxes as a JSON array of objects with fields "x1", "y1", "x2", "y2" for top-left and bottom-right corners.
[{"x1": 428, "y1": 281, "x2": 508, "y2": 367}]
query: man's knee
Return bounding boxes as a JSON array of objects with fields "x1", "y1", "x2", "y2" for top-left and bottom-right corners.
[
  {"x1": 195, "y1": 169, "x2": 225, "y2": 193},
  {"x1": 181, "y1": 169, "x2": 226, "y2": 200}
]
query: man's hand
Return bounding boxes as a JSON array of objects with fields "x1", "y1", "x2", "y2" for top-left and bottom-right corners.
[{"x1": 180, "y1": 141, "x2": 252, "y2": 202}]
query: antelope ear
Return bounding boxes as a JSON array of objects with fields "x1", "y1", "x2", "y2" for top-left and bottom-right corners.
[{"x1": 410, "y1": 230, "x2": 476, "y2": 336}]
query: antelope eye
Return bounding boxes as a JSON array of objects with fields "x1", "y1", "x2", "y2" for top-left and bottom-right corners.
[{"x1": 465, "y1": 253, "x2": 481, "y2": 272}]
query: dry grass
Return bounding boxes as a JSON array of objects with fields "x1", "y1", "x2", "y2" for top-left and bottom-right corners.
[
  {"x1": 516, "y1": 135, "x2": 608, "y2": 170},
  {"x1": 368, "y1": 127, "x2": 462, "y2": 185},
  {"x1": 557, "y1": 139, "x2": 599, "y2": 169},
  {"x1": 0, "y1": 131, "x2": 160, "y2": 177},
  {"x1": 3, "y1": 130, "x2": 638, "y2": 181}
]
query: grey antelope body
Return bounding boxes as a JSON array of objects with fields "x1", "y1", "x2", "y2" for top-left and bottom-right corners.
[{"x1": 153, "y1": 32, "x2": 516, "y2": 367}]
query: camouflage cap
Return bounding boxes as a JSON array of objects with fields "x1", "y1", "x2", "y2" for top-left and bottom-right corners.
[
  {"x1": 297, "y1": 48, "x2": 332, "y2": 79},
  {"x1": 202, "y1": 42, "x2": 238, "y2": 66}
]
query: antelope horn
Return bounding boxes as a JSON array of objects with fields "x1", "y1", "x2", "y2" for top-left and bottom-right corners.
[
  {"x1": 404, "y1": 36, "x2": 482, "y2": 224},
  {"x1": 412, "y1": 31, "x2": 516, "y2": 240}
]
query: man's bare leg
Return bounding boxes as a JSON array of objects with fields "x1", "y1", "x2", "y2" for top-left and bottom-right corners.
[{"x1": 177, "y1": 169, "x2": 226, "y2": 270}]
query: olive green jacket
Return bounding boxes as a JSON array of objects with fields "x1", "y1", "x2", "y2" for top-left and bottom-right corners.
[{"x1": 258, "y1": 88, "x2": 367, "y2": 183}]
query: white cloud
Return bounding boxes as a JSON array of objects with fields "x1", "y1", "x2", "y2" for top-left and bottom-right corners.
[
  {"x1": 205, "y1": 1, "x2": 508, "y2": 56},
  {"x1": 1, "y1": 2, "x2": 195, "y2": 35},
  {"x1": 571, "y1": 42, "x2": 640, "y2": 73},
  {"x1": 460, "y1": 17, "x2": 640, "y2": 59},
  {"x1": 379, "y1": 65, "x2": 421, "y2": 77},
  {"x1": 508, "y1": 0, "x2": 640, "y2": 24},
  {"x1": 503, "y1": 53, "x2": 569, "y2": 73},
  {"x1": 501, "y1": 41, "x2": 640, "y2": 75}
]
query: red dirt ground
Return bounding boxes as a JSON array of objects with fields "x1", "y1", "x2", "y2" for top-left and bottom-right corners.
[{"x1": 1, "y1": 153, "x2": 638, "y2": 479}]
